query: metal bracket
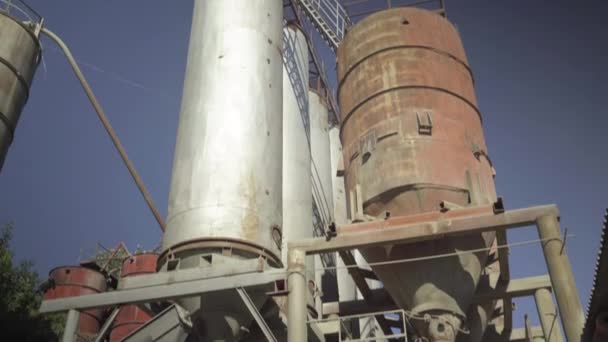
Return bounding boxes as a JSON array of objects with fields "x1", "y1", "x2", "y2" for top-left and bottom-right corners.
[
  {"x1": 560, "y1": 227, "x2": 568, "y2": 255},
  {"x1": 359, "y1": 129, "x2": 376, "y2": 164},
  {"x1": 416, "y1": 111, "x2": 433, "y2": 135}
]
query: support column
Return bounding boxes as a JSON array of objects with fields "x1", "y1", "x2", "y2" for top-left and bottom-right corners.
[
  {"x1": 288, "y1": 248, "x2": 308, "y2": 342},
  {"x1": 61, "y1": 309, "x2": 80, "y2": 342},
  {"x1": 534, "y1": 288, "x2": 563, "y2": 342},
  {"x1": 536, "y1": 214, "x2": 584, "y2": 342}
]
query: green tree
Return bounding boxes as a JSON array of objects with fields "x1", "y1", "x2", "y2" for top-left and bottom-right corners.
[{"x1": 0, "y1": 222, "x2": 62, "y2": 341}]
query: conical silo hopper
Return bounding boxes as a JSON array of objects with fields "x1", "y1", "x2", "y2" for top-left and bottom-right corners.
[{"x1": 337, "y1": 8, "x2": 497, "y2": 341}]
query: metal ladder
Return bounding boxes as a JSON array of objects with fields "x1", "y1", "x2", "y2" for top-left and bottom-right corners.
[{"x1": 294, "y1": 0, "x2": 351, "y2": 51}]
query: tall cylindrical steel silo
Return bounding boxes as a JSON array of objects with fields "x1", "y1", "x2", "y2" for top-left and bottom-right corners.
[
  {"x1": 281, "y1": 23, "x2": 311, "y2": 266},
  {"x1": 309, "y1": 88, "x2": 337, "y2": 303},
  {"x1": 337, "y1": 8, "x2": 497, "y2": 341},
  {"x1": 281, "y1": 22, "x2": 318, "y2": 315},
  {"x1": 0, "y1": 10, "x2": 41, "y2": 171},
  {"x1": 160, "y1": 0, "x2": 283, "y2": 340}
]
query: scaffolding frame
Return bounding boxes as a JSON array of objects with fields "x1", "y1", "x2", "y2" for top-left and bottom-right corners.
[{"x1": 41, "y1": 204, "x2": 583, "y2": 341}]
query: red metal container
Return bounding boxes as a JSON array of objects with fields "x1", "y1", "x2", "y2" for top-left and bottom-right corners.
[
  {"x1": 44, "y1": 266, "x2": 107, "y2": 341},
  {"x1": 337, "y1": 8, "x2": 498, "y2": 341},
  {"x1": 109, "y1": 253, "x2": 158, "y2": 342}
]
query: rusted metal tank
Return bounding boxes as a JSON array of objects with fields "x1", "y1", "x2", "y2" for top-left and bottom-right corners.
[
  {"x1": 337, "y1": 7, "x2": 497, "y2": 341},
  {"x1": 0, "y1": 9, "x2": 41, "y2": 171},
  {"x1": 44, "y1": 266, "x2": 107, "y2": 341},
  {"x1": 109, "y1": 253, "x2": 158, "y2": 342}
]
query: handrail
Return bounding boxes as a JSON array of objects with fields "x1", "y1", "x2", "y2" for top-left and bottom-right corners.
[
  {"x1": 0, "y1": 0, "x2": 42, "y2": 25},
  {"x1": 295, "y1": 0, "x2": 352, "y2": 50}
]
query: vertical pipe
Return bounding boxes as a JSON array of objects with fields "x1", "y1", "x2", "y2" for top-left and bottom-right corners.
[
  {"x1": 329, "y1": 126, "x2": 357, "y2": 306},
  {"x1": 536, "y1": 214, "x2": 584, "y2": 342},
  {"x1": 534, "y1": 288, "x2": 563, "y2": 342},
  {"x1": 288, "y1": 248, "x2": 308, "y2": 342},
  {"x1": 62, "y1": 309, "x2": 80, "y2": 342},
  {"x1": 525, "y1": 314, "x2": 534, "y2": 342},
  {"x1": 309, "y1": 90, "x2": 334, "y2": 226},
  {"x1": 309, "y1": 88, "x2": 336, "y2": 307}
]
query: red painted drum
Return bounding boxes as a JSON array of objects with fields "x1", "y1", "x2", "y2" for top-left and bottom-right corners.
[
  {"x1": 44, "y1": 266, "x2": 107, "y2": 341},
  {"x1": 109, "y1": 253, "x2": 158, "y2": 341}
]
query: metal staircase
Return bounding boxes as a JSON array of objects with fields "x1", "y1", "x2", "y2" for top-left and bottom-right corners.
[
  {"x1": 294, "y1": 0, "x2": 351, "y2": 51},
  {"x1": 282, "y1": 27, "x2": 310, "y2": 138}
]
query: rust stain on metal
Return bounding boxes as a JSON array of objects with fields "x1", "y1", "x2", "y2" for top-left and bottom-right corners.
[{"x1": 241, "y1": 171, "x2": 260, "y2": 243}]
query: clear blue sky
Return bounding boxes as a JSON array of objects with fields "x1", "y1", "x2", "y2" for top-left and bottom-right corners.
[{"x1": 1, "y1": 0, "x2": 606, "y2": 331}]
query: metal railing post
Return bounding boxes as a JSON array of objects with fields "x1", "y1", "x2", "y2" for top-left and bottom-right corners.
[
  {"x1": 288, "y1": 248, "x2": 308, "y2": 342},
  {"x1": 62, "y1": 309, "x2": 80, "y2": 342},
  {"x1": 534, "y1": 288, "x2": 563, "y2": 342}
]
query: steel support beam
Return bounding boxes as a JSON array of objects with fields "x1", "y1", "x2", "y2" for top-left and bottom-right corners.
[
  {"x1": 536, "y1": 214, "x2": 584, "y2": 342},
  {"x1": 323, "y1": 275, "x2": 552, "y2": 318},
  {"x1": 473, "y1": 275, "x2": 552, "y2": 303},
  {"x1": 510, "y1": 326, "x2": 543, "y2": 341},
  {"x1": 323, "y1": 288, "x2": 395, "y2": 316},
  {"x1": 122, "y1": 304, "x2": 192, "y2": 342},
  {"x1": 237, "y1": 287, "x2": 277, "y2": 342},
  {"x1": 40, "y1": 268, "x2": 286, "y2": 313},
  {"x1": 61, "y1": 309, "x2": 80, "y2": 342},
  {"x1": 496, "y1": 230, "x2": 511, "y2": 282},
  {"x1": 118, "y1": 259, "x2": 264, "y2": 290},
  {"x1": 290, "y1": 205, "x2": 559, "y2": 254},
  {"x1": 288, "y1": 249, "x2": 308, "y2": 342},
  {"x1": 504, "y1": 298, "x2": 513, "y2": 336},
  {"x1": 525, "y1": 314, "x2": 534, "y2": 342},
  {"x1": 337, "y1": 250, "x2": 394, "y2": 336},
  {"x1": 93, "y1": 307, "x2": 119, "y2": 342},
  {"x1": 534, "y1": 288, "x2": 563, "y2": 342}
]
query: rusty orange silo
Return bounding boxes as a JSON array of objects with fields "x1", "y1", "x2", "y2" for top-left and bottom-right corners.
[
  {"x1": 109, "y1": 253, "x2": 158, "y2": 342},
  {"x1": 337, "y1": 7, "x2": 497, "y2": 341},
  {"x1": 44, "y1": 266, "x2": 108, "y2": 341}
]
